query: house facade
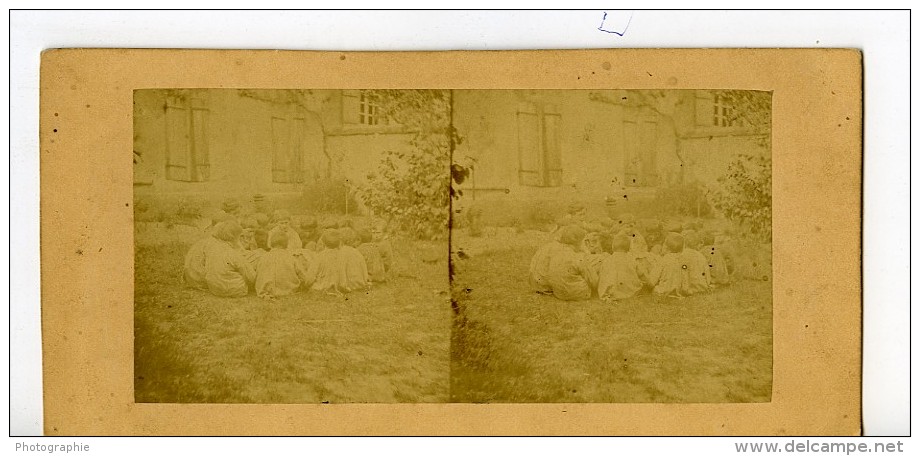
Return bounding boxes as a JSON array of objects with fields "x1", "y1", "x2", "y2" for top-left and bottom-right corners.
[
  {"x1": 133, "y1": 89, "x2": 768, "y2": 215},
  {"x1": 451, "y1": 89, "x2": 770, "y2": 205},
  {"x1": 133, "y1": 89, "x2": 415, "y2": 208}
]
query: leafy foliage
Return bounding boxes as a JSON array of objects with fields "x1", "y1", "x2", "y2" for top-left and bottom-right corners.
[
  {"x1": 360, "y1": 90, "x2": 452, "y2": 240},
  {"x1": 712, "y1": 153, "x2": 772, "y2": 241},
  {"x1": 652, "y1": 181, "x2": 714, "y2": 218},
  {"x1": 303, "y1": 177, "x2": 359, "y2": 214}
]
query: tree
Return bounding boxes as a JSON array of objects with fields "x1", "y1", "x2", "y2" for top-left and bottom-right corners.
[
  {"x1": 707, "y1": 90, "x2": 773, "y2": 241},
  {"x1": 359, "y1": 90, "x2": 454, "y2": 240}
]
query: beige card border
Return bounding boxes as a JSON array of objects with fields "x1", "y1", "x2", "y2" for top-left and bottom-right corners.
[{"x1": 39, "y1": 48, "x2": 862, "y2": 436}]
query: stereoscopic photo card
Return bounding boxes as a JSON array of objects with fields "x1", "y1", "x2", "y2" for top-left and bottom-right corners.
[{"x1": 40, "y1": 48, "x2": 862, "y2": 435}]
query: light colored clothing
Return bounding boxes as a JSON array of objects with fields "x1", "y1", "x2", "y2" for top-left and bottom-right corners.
[
  {"x1": 267, "y1": 226, "x2": 303, "y2": 250},
  {"x1": 546, "y1": 246, "x2": 595, "y2": 301},
  {"x1": 583, "y1": 253, "x2": 606, "y2": 293},
  {"x1": 184, "y1": 236, "x2": 219, "y2": 290},
  {"x1": 701, "y1": 244, "x2": 731, "y2": 286},
  {"x1": 307, "y1": 247, "x2": 367, "y2": 293},
  {"x1": 242, "y1": 248, "x2": 266, "y2": 270},
  {"x1": 378, "y1": 239, "x2": 394, "y2": 272},
  {"x1": 255, "y1": 249, "x2": 310, "y2": 298},
  {"x1": 654, "y1": 249, "x2": 711, "y2": 297},
  {"x1": 597, "y1": 252, "x2": 643, "y2": 301},
  {"x1": 682, "y1": 248, "x2": 712, "y2": 294},
  {"x1": 529, "y1": 240, "x2": 567, "y2": 293},
  {"x1": 631, "y1": 251, "x2": 662, "y2": 288},
  {"x1": 654, "y1": 252, "x2": 683, "y2": 296},
  {"x1": 341, "y1": 245, "x2": 369, "y2": 292},
  {"x1": 204, "y1": 240, "x2": 256, "y2": 298},
  {"x1": 357, "y1": 242, "x2": 388, "y2": 283}
]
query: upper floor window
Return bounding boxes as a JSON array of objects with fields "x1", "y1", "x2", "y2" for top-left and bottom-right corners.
[
  {"x1": 359, "y1": 92, "x2": 384, "y2": 126},
  {"x1": 343, "y1": 90, "x2": 390, "y2": 127},
  {"x1": 712, "y1": 94, "x2": 745, "y2": 128}
]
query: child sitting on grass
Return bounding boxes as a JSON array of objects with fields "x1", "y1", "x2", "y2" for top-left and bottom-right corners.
[
  {"x1": 183, "y1": 212, "x2": 236, "y2": 290},
  {"x1": 356, "y1": 227, "x2": 390, "y2": 283},
  {"x1": 254, "y1": 231, "x2": 311, "y2": 299},
  {"x1": 204, "y1": 220, "x2": 256, "y2": 298},
  {"x1": 305, "y1": 229, "x2": 347, "y2": 295},
  {"x1": 339, "y1": 227, "x2": 370, "y2": 292},
  {"x1": 597, "y1": 233, "x2": 643, "y2": 302},
  {"x1": 654, "y1": 232, "x2": 711, "y2": 298},
  {"x1": 529, "y1": 232, "x2": 568, "y2": 295},
  {"x1": 700, "y1": 231, "x2": 731, "y2": 286},
  {"x1": 546, "y1": 225, "x2": 597, "y2": 301},
  {"x1": 627, "y1": 231, "x2": 662, "y2": 289},
  {"x1": 267, "y1": 209, "x2": 303, "y2": 250}
]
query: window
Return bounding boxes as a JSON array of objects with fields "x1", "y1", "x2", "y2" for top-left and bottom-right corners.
[
  {"x1": 272, "y1": 116, "x2": 306, "y2": 183},
  {"x1": 623, "y1": 116, "x2": 659, "y2": 187},
  {"x1": 164, "y1": 95, "x2": 210, "y2": 182},
  {"x1": 359, "y1": 92, "x2": 383, "y2": 125},
  {"x1": 712, "y1": 94, "x2": 745, "y2": 128},
  {"x1": 342, "y1": 90, "x2": 389, "y2": 126},
  {"x1": 517, "y1": 103, "x2": 562, "y2": 187}
]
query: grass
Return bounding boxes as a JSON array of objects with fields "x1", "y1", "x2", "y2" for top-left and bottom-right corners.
[
  {"x1": 450, "y1": 227, "x2": 773, "y2": 403},
  {"x1": 135, "y1": 220, "x2": 772, "y2": 404},
  {"x1": 134, "y1": 222, "x2": 450, "y2": 403}
]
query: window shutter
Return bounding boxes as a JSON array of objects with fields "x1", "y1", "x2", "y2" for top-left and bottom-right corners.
[
  {"x1": 271, "y1": 117, "x2": 290, "y2": 182},
  {"x1": 190, "y1": 108, "x2": 210, "y2": 182},
  {"x1": 639, "y1": 119, "x2": 658, "y2": 186},
  {"x1": 341, "y1": 90, "x2": 361, "y2": 124},
  {"x1": 517, "y1": 103, "x2": 543, "y2": 186},
  {"x1": 543, "y1": 113, "x2": 562, "y2": 187},
  {"x1": 165, "y1": 97, "x2": 191, "y2": 181},
  {"x1": 292, "y1": 117, "x2": 306, "y2": 183},
  {"x1": 694, "y1": 91, "x2": 714, "y2": 127}
]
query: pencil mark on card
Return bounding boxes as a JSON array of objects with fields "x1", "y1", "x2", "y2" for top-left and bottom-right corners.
[{"x1": 597, "y1": 11, "x2": 633, "y2": 36}]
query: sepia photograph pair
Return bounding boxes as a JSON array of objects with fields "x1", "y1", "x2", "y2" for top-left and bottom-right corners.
[
  {"x1": 39, "y1": 48, "x2": 861, "y2": 435},
  {"x1": 132, "y1": 88, "x2": 772, "y2": 404}
]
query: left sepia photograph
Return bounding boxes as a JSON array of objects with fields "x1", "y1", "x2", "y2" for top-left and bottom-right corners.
[{"x1": 132, "y1": 89, "x2": 451, "y2": 403}]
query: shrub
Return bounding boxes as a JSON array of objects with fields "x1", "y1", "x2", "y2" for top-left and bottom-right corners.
[
  {"x1": 359, "y1": 90, "x2": 452, "y2": 240},
  {"x1": 302, "y1": 178, "x2": 360, "y2": 214},
  {"x1": 652, "y1": 181, "x2": 714, "y2": 218},
  {"x1": 523, "y1": 202, "x2": 558, "y2": 228},
  {"x1": 361, "y1": 144, "x2": 450, "y2": 240},
  {"x1": 174, "y1": 196, "x2": 203, "y2": 221},
  {"x1": 711, "y1": 153, "x2": 772, "y2": 241}
]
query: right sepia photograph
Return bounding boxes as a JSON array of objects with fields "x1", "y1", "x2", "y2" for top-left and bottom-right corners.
[{"x1": 449, "y1": 89, "x2": 772, "y2": 403}]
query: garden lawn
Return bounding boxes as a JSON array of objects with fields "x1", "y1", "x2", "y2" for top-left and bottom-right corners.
[
  {"x1": 134, "y1": 223, "x2": 450, "y2": 403},
  {"x1": 451, "y1": 228, "x2": 773, "y2": 403}
]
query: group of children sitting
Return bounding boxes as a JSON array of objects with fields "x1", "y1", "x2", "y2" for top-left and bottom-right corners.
[
  {"x1": 184, "y1": 206, "x2": 393, "y2": 299},
  {"x1": 529, "y1": 203, "x2": 736, "y2": 302}
]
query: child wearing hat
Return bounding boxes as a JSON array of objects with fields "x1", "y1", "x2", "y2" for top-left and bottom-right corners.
[{"x1": 204, "y1": 220, "x2": 256, "y2": 298}]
